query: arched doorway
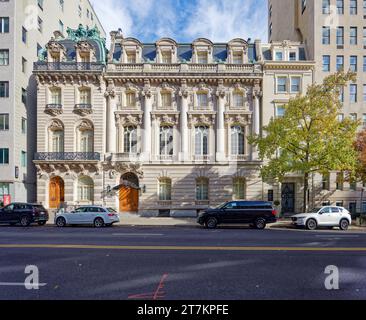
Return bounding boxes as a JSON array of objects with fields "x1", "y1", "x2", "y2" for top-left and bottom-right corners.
[
  {"x1": 49, "y1": 177, "x2": 65, "y2": 209},
  {"x1": 119, "y1": 173, "x2": 139, "y2": 213}
]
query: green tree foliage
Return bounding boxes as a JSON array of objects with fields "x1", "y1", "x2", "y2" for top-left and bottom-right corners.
[{"x1": 249, "y1": 72, "x2": 359, "y2": 212}]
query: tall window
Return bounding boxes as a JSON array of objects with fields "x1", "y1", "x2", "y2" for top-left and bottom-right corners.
[
  {"x1": 363, "y1": 85, "x2": 366, "y2": 102},
  {"x1": 336, "y1": 27, "x2": 344, "y2": 45},
  {"x1": 0, "y1": 114, "x2": 9, "y2": 131},
  {"x1": 350, "y1": 84, "x2": 357, "y2": 103},
  {"x1": 161, "y1": 92, "x2": 172, "y2": 108},
  {"x1": 350, "y1": 0, "x2": 358, "y2": 14},
  {"x1": 50, "y1": 88, "x2": 61, "y2": 104},
  {"x1": 0, "y1": 17, "x2": 10, "y2": 33},
  {"x1": 160, "y1": 126, "x2": 174, "y2": 156},
  {"x1": 364, "y1": 28, "x2": 366, "y2": 46},
  {"x1": 276, "y1": 105, "x2": 285, "y2": 117},
  {"x1": 0, "y1": 81, "x2": 9, "y2": 97},
  {"x1": 123, "y1": 126, "x2": 137, "y2": 153},
  {"x1": 196, "y1": 93, "x2": 208, "y2": 108},
  {"x1": 21, "y1": 151, "x2": 26, "y2": 168},
  {"x1": 127, "y1": 52, "x2": 136, "y2": 63},
  {"x1": 277, "y1": 77, "x2": 287, "y2": 92},
  {"x1": 337, "y1": 0, "x2": 344, "y2": 14},
  {"x1": 364, "y1": 56, "x2": 366, "y2": 72},
  {"x1": 350, "y1": 27, "x2": 358, "y2": 45},
  {"x1": 0, "y1": 148, "x2": 9, "y2": 164},
  {"x1": 322, "y1": 173, "x2": 330, "y2": 190},
  {"x1": 0, "y1": 50, "x2": 9, "y2": 65},
  {"x1": 50, "y1": 130, "x2": 64, "y2": 153},
  {"x1": 322, "y1": 0, "x2": 330, "y2": 14},
  {"x1": 233, "y1": 92, "x2": 244, "y2": 107},
  {"x1": 126, "y1": 92, "x2": 136, "y2": 107},
  {"x1": 336, "y1": 55, "x2": 344, "y2": 71},
  {"x1": 291, "y1": 77, "x2": 301, "y2": 93},
  {"x1": 195, "y1": 126, "x2": 209, "y2": 156},
  {"x1": 22, "y1": 27, "x2": 27, "y2": 44},
  {"x1": 339, "y1": 86, "x2": 344, "y2": 103},
  {"x1": 275, "y1": 51, "x2": 283, "y2": 61},
  {"x1": 233, "y1": 52, "x2": 243, "y2": 64},
  {"x1": 197, "y1": 52, "x2": 208, "y2": 64},
  {"x1": 159, "y1": 178, "x2": 172, "y2": 201},
  {"x1": 79, "y1": 129, "x2": 93, "y2": 152},
  {"x1": 161, "y1": 52, "x2": 172, "y2": 64},
  {"x1": 233, "y1": 178, "x2": 246, "y2": 200},
  {"x1": 79, "y1": 88, "x2": 91, "y2": 104},
  {"x1": 322, "y1": 55, "x2": 330, "y2": 72},
  {"x1": 350, "y1": 56, "x2": 358, "y2": 72},
  {"x1": 322, "y1": 27, "x2": 330, "y2": 44},
  {"x1": 336, "y1": 172, "x2": 344, "y2": 191},
  {"x1": 196, "y1": 178, "x2": 209, "y2": 201},
  {"x1": 231, "y1": 126, "x2": 245, "y2": 155},
  {"x1": 77, "y1": 176, "x2": 94, "y2": 202},
  {"x1": 364, "y1": 0, "x2": 366, "y2": 14}
]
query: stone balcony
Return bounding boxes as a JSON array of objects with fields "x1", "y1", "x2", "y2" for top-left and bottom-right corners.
[
  {"x1": 74, "y1": 103, "x2": 93, "y2": 116},
  {"x1": 109, "y1": 63, "x2": 262, "y2": 74},
  {"x1": 34, "y1": 152, "x2": 101, "y2": 161},
  {"x1": 45, "y1": 104, "x2": 63, "y2": 116}
]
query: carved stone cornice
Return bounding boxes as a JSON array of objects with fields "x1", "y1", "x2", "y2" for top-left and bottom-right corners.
[
  {"x1": 49, "y1": 119, "x2": 64, "y2": 131},
  {"x1": 152, "y1": 113, "x2": 179, "y2": 126},
  {"x1": 118, "y1": 114, "x2": 143, "y2": 127},
  {"x1": 188, "y1": 113, "x2": 216, "y2": 128},
  {"x1": 224, "y1": 113, "x2": 252, "y2": 127}
]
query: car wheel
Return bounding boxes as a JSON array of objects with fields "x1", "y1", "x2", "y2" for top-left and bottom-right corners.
[
  {"x1": 339, "y1": 219, "x2": 349, "y2": 231},
  {"x1": 306, "y1": 219, "x2": 317, "y2": 231},
  {"x1": 56, "y1": 217, "x2": 66, "y2": 228},
  {"x1": 205, "y1": 217, "x2": 218, "y2": 229},
  {"x1": 20, "y1": 216, "x2": 31, "y2": 227},
  {"x1": 254, "y1": 218, "x2": 266, "y2": 230},
  {"x1": 38, "y1": 221, "x2": 47, "y2": 226},
  {"x1": 94, "y1": 217, "x2": 105, "y2": 228}
]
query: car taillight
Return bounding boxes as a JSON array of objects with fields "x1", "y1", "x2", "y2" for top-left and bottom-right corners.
[
  {"x1": 108, "y1": 213, "x2": 115, "y2": 217},
  {"x1": 272, "y1": 210, "x2": 277, "y2": 216}
]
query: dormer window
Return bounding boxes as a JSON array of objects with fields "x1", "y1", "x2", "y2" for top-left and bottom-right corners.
[
  {"x1": 197, "y1": 52, "x2": 208, "y2": 64},
  {"x1": 233, "y1": 52, "x2": 243, "y2": 64},
  {"x1": 161, "y1": 51, "x2": 172, "y2": 64},
  {"x1": 127, "y1": 52, "x2": 136, "y2": 63}
]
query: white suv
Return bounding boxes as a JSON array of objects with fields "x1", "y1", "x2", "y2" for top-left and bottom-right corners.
[{"x1": 291, "y1": 206, "x2": 352, "y2": 231}]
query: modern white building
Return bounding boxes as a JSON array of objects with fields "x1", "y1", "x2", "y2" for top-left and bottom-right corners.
[
  {"x1": 34, "y1": 28, "x2": 314, "y2": 216},
  {"x1": 0, "y1": 0, "x2": 105, "y2": 205}
]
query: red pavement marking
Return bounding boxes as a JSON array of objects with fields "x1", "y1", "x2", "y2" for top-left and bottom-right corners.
[{"x1": 128, "y1": 273, "x2": 169, "y2": 300}]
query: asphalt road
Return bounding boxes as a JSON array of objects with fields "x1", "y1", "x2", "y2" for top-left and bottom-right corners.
[{"x1": 0, "y1": 225, "x2": 366, "y2": 300}]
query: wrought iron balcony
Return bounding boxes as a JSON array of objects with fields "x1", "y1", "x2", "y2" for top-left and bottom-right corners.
[
  {"x1": 34, "y1": 62, "x2": 105, "y2": 71},
  {"x1": 74, "y1": 104, "x2": 93, "y2": 115},
  {"x1": 44, "y1": 104, "x2": 63, "y2": 116},
  {"x1": 111, "y1": 153, "x2": 140, "y2": 162},
  {"x1": 34, "y1": 152, "x2": 101, "y2": 161}
]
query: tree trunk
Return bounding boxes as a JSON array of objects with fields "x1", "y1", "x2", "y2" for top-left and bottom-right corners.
[{"x1": 303, "y1": 172, "x2": 309, "y2": 213}]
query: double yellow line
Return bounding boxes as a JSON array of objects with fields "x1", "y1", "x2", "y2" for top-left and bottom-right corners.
[{"x1": 1, "y1": 244, "x2": 366, "y2": 252}]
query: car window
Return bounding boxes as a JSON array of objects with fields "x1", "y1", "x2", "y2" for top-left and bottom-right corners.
[
  {"x1": 4, "y1": 204, "x2": 14, "y2": 212},
  {"x1": 87, "y1": 207, "x2": 99, "y2": 213},
  {"x1": 331, "y1": 207, "x2": 340, "y2": 213},
  {"x1": 320, "y1": 207, "x2": 331, "y2": 214},
  {"x1": 225, "y1": 202, "x2": 238, "y2": 209},
  {"x1": 75, "y1": 208, "x2": 87, "y2": 213},
  {"x1": 107, "y1": 208, "x2": 116, "y2": 213}
]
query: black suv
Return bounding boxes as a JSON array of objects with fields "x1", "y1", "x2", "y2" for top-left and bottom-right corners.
[
  {"x1": 197, "y1": 201, "x2": 278, "y2": 229},
  {"x1": 0, "y1": 203, "x2": 49, "y2": 227}
]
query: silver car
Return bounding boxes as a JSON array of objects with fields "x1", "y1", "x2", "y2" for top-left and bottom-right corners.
[{"x1": 55, "y1": 206, "x2": 120, "y2": 228}]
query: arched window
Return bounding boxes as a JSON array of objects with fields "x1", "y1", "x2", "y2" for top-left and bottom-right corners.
[
  {"x1": 196, "y1": 177, "x2": 209, "y2": 200},
  {"x1": 48, "y1": 120, "x2": 64, "y2": 153},
  {"x1": 231, "y1": 126, "x2": 245, "y2": 155},
  {"x1": 160, "y1": 126, "x2": 173, "y2": 156},
  {"x1": 77, "y1": 176, "x2": 94, "y2": 202},
  {"x1": 124, "y1": 126, "x2": 137, "y2": 153},
  {"x1": 159, "y1": 178, "x2": 172, "y2": 201},
  {"x1": 77, "y1": 121, "x2": 94, "y2": 153},
  {"x1": 233, "y1": 178, "x2": 246, "y2": 200},
  {"x1": 195, "y1": 126, "x2": 209, "y2": 155},
  {"x1": 233, "y1": 92, "x2": 244, "y2": 108}
]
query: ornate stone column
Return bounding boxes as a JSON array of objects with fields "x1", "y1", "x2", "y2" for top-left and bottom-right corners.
[
  {"x1": 216, "y1": 82, "x2": 226, "y2": 162},
  {"x1": 105, "y1": 80, "x2": 117, "y2": 154},
  {"x1": 142, "y1": 80, "x2": 153, "y2": 161},
  {"x1": 252, "y1": 80, "x2": 262, "y2": 160},
  {"x1": 179, "y1": 83, "x2": 189, "y2": 162}
]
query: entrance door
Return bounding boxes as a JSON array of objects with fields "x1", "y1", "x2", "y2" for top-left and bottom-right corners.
[
  {"x1": 281, "y1": 183, "x2": 295, "y2": 214},
  {"x1": 49, "y1": 177, "x2": 64, "y2": 209},
  {"x1": 119, "y1": 187, "x2": 139, "y2": 212}
]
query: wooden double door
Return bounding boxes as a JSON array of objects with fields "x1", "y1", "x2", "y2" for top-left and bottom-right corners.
[
  {"x1": 49, "y1": 177, "x2": 65, "y2": 209},
  {"x1": 119, "y1": 186, "x2": 139, "y2": 212}
]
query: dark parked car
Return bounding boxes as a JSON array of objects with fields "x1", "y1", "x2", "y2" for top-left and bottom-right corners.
[
  {"x1": 0, "y1": 203, "x2": 49, "y2": 227},
  {"x1": 197, "y1": 201, "x2": 278, "y2": 229}
]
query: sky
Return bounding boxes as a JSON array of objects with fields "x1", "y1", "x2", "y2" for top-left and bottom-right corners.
[{"x1": 90, "y1": 0, "x2": 268, "y2": 44}]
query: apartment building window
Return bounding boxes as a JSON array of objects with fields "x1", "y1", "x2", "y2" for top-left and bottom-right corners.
[
  {"x1": 79, "y1": 88, "x2": 91, "y2": 104},
  {"x1": 22, "y1": 57, "x2": 27, "y2": 73},
  {"x1": 339, "y1": 86, "x2": 344, "y2": 102},
  {"x1": 233, "y1": 52, "x2": 243, "y2": 64},
  {"x1": 21, "y1": 118, "x2": 26, "y2": 134},
  {"x1": 337, "y1": 113, "x2": 344, "y2": 122},
  {"x1": 336, "y1": 56, "x2": 344, "y2": 71},
  {"x1": 322, "y1": 173, "x2": 330, "y2": 191},
  {"x1": 233, "y1": 92, "x2": 244, "y2": 107},
  {"x1": 50, "y1": 88, "x2": 61, "y2": 104},
  {"x1": 22, "y1": 27, "x2": 27, "y2": 44},
  {"x1": 197, "y1": 52, "x2": 208, "y2": 64},
  {"x1": 231, "y1": 126, "x2": 245, "y2": 155},
  {"x1": 195, "y1": 126, "x2": 209, "y2": 156},
  {"x1": 336, "y1": 172, "x2": 344, "y2": 190},
  {"x1": 363, "y1": 85, "x2": 366, "y2": 102},
  {"x1": 77, "y1": 177, "x2": 94, "y2": 202},
  {"x1": 126, "y1": 52, "x2": 136, "y2": 64},
  {"x1": 322, "y1": 27, "x2": 330, "y2": 44},
  {"x1": 275, "y1": 51, "x2": 283, "y2": 61},
  {"x1": 159, "y1": 178, "x2": 172, "y2": 201},
  {"x1": 59, "y1": 0, "x2": 64, "y2": 11},
  {"x1": 0, "y1": 148, "x2": 9, "y2": 164},
  {"x1": 78, "y1": 5, "x2": 82, "y2": 18},
  {"x1": 37, "y1": 17, "x2": 43, "y2": 33},
  {"x1": 301, "y1": 0, "x2": 307, "y2": 13},
  {"x1": 322, "y1": 55, "x2": 330, "y2": 72},
  {"x1": 322, "y1": 0, "x2": 330, "y2": 14},
  {"x1": 38, "y1": 0, "x2": 44, "y2": 10},
  {"x1": 350, "y1": 0, "x2": 358, "y2": 14},
  {"x1": 0, "y1": 81, "x2": 9, "y2": 97},
  {"x1": 350, "y1": 56, "x2": 358, "y2": 72},
  {"x1": 196, "y1": 178, "x2": 209, "y2": 201},
  {"x1": 350, "y1": 113, "x2": 357, "y2": 121},
  {"x1": 291, "y1": 77, "x2": 301, "y2": 93},
  {"x1": 350, "y1": 27, "x2": 358, "y2": 45},
  {"x1": 21, "y1": 88, "x2": 27, "y2": 104},
  {"x1": 364, "y1": 56, "x2": 366, "y2": 71},
  {"x1": 37, "y1": 43, "x2": 42, "y2": 58},
  {"x1": 160, "y1": 126, "x2": 174, "y2": 156},
  {"x1": 276, "y1": 105, "x2": 285, "y2": 117},
  {"x1": 277, "y1": 77, "x2": 287, "y2": 92},
  {"x1": 197, "y1": 93, "x2": 208, "y2": 108},
  {"x1": 21, "y1": 152, "x2": 26, "y2": 168},
  {"x1": 363, "y1": 114, "x2": 366, "y2": 127},
  {"x1": 233, "y1": 178, "x2": 246, "y2": 200},
  {"x1": 337, "y1": 0, "x2": 344, "y2": 14},
  {"x1": 161, "y1": 52, "x2": 172, "y2": 64},
  {"x1": 0, "y1": 50, "x2": 9, "y2": 65},
  {"x1": 337, "y1": 27, "x2": 344, "y2": 46},
  {"x1": 0, "y1": 17, "x2": 10, "y2": 33},
  {"x1": 350, "y1": 84, "x2": 357, "y2": 103},
  {"x1": 0, "y1": 114, "x2": 9, "y2": 131},
  {"x1": 123, "y1": 126, "x2": 137, "y2": 154},
  {"x1": 289, "y1": 52, "x2": 297, "y2": 61},
  {"x1": 364, "y1": 0, "x2": 366, "y2": 15}
]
